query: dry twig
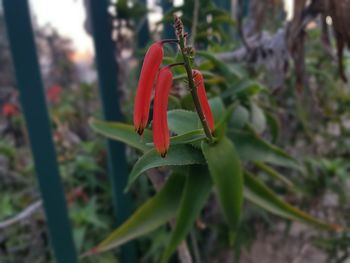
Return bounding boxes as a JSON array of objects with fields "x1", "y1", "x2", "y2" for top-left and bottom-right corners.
[{"x1": 0, "y1": 200, "x2": 42, "y2": 229}]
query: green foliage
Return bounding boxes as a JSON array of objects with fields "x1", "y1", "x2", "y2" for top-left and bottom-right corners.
[
  {"x1": 126, "y1": 145, "x2": 205, "y2": 190},
  {"x1": 228, "y1": 129, "x2": 300, "y2": 169},
  {"x1": 89, "y1": 72, "x2": 339, "y2": 258},
  {"x1": 161, "y1": 166, "x2": 212, "y2": 262},
  {"x1": 202, "y1": 137, "x2": 243, "y2": 231},
  {"x1": 243, "y1": 171, "x2": 336, "y2": 231},
  {"x1": 90, "y1": 118, "x2": 152, "y2": 153},
  {"x1": 4, "y1": 2, "x2": 350, "y2": 262},
  {"x1": 162, "y1": 0, "x2": 236, "y2": 46},
  {"x1": 90, "y1": 174, "x2": 186, "y2": 254},
  {"x1": 167, "y1": 110, "x2": 200, "y2": 134}
]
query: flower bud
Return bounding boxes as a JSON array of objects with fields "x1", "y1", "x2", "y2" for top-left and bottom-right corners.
[
  {"x1": 153, "y1": 67, "x2": 173, "y2": 157},
  {"x1": 174, "y1": 15, "x2": 184, "y2": 38},
  {"x1": 192, "y1": 70, "x2": 215, "y2": 132},
  {"x1": 134, "y1": 42, "x2": 164, "y2": 135}
]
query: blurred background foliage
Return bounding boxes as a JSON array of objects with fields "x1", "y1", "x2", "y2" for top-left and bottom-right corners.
[{"x1": 0, "y1": 0, "x2": 350, "y2": 262}]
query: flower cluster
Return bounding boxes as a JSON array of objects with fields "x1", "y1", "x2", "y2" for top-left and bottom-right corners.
[{"x1": 134, "y1": 21, "x2": 215, "y2": 157}]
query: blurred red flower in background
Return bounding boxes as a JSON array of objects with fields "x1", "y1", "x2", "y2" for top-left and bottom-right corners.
[
  {"x1": 2, "y1": 103, "x2": 19, "y2": 117},
  {"x1": 47, "y1": 85, "x2": 63, "y2": 104},
  {"x1": 66, "y1": 187, "x2": 89, "y2": 206}
]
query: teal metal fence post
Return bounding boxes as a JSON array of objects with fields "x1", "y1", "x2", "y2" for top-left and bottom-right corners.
[
  {"x1": 243, "y1": 0, "x2": 249, "y2": 17},
  {"x1": 87, "y1": 0, "x2": 138, "y2": 262},
  {"x1": 2, "y1": 0, "x2": 77, "y2": 262},
  {"x1": 161, "y1": 0, "x2": 175, "y2": 39},
  {"x1": 214, "y1": 0, "x2": 231, "y2": 12},
  {"x1": 214, "y1": 0, "x2": 231, "y2": 33},
  {"x1": 138, "y1": 0, "x2": 150, "y2": 47}
]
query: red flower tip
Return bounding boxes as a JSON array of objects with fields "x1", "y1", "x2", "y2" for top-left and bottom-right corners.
[
  {"x1": 153, "y1": 67, "x2": 173, "y2": 158},
  {"x1": 192, "y1": 70, "x2": 215, "y2": 132},
  {"x1": 134, "y1": 42, "x2": 164, "y2": 136},
  {"x1": 135, "y1": 126, "x2": 144, "y2": 136},
  {"x1": 47, "y1": 85, "x2": 62, "y2": 104}
]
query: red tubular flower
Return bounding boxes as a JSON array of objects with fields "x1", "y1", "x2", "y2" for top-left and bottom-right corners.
[
  {"x1": 134, "y1": 42, "x2": 164, "y2": 135},
  {"x1": 153, "y1": 67, "x2": 173, "y2": 157},
  {"x1": 192, "y1": 70, "x2": 215, "y2": 132}
]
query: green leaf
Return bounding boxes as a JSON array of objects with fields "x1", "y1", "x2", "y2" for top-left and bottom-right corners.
[
  {"x1": 88, "y1": 174, "x2": 186, "y2": 255},
  {"x1": 253, "y1": 161, "x2": 294, "y2": 187},
  {"x1": 146, "y1": 129, "x2": 206, "y2": 147},
  {"x1": 0, "y1": 141, "x2": 16, "y2": 159},
  {"x1": 197, "y1": 50, "x2": 242, "y2": 80},
  {"x1": 221, "y1": 80, "x2": 264, "y2": 99},
  {"x1": 244, "y1": 171, "x2": 338, "y2": 231},
  {"x1": 201, "y1": 137, "x2": 243, "y2": 230},
  {"x1": 167, "y1": 98, "x2": 226, "y2": 136},
  {"x1": 126, "y1": 145, "x2": 206, "y2": 190},
  {"x1": 228, "y1": 130, "x2": 300, "y2": 170},
  {"x1": 74, "y1": 227, "x2": 86, "y2": 252},
  {"x1": 210, "y1": 15, "x2": 237, "y2": 26},
  {"x1": 209, "y1": 97, "x2": 226, "y2": 125},
  {"x1": 266, "y1": 112, "x2": 280, "y2": 143},
  {"x1": 204, "y1": 6, "x2": 231, "y2": 16},
  {"x1": 168, "y1": 95, "x2": 182, "y2": 109},
  {"x1": 235, "y1": 80, "x2": 264, "y2": 97},
  {"x1": 230, "y1": 104, "x2": 250, "y2": 129},
  {"x1": 89, "y1": 118, "x2": 151, "y2": 152},
  {"x1": 250, "y1": 101, "x2": 266, "y2": 134},
  {"x1": 168, "y1": 110, "x2": 200, "y2": 135},
  {"x1": 214, "y1": 103, "x2": 237, "y2": 140},
  {"x1": 161, "y1": 166, "x2": 212, "y2": 262}
]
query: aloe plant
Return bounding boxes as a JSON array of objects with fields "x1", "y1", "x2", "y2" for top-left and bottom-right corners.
[{"x1": 84, "y1": 16, "x2": 341, "y2": 262}]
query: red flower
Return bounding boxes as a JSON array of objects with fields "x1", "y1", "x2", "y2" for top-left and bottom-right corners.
[
  {"x1": 67, "y1": 187, "x2": 89, "y2": 206},
  {"x1": 153, "y1": 67, "x2": 173, "y2": 157},
  {"x1": 2, "y1": 103, "x2": 19, "y2": 117},
  {"x1": 134, "y1": 42, "x2": 164, "y2": 135},
  {"x1": 192, "y1": 70, "x2": 215, "y2": 132},
  {"x1": 47, "y1": 85, "x2": 62, "y2": 104}
]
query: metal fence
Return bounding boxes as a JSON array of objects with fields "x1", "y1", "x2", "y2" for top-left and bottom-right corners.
[{"x1": 1, "y1": 0, "x2": 231, "y2": 262}]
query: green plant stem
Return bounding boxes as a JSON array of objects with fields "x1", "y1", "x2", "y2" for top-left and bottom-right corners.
[
  {"x1": 190, "y1": 230, "x2": 202, "y2": 263},
  {"x1": 177, "y1": 26, "x2": 214, "y2": 142}
]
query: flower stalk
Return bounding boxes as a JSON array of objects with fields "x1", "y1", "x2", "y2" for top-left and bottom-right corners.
[{"x1": 174, "y1": 15, "x2": 214, "y2": 142}]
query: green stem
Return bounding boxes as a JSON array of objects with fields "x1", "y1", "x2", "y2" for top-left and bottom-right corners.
[{"x1": 176, "y1": 20, "x2": 214, "y2": 142}]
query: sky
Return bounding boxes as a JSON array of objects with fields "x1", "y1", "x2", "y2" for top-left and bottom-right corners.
[
  {"x1": 30, "y1": 0, "x2": 93, "y2": 56},
  {"x1": 29, "y1": 0, "x2": 168, "y2": 56},
  {"x1": 30, "y1": 0, "x2": 294, "y2": 57}
]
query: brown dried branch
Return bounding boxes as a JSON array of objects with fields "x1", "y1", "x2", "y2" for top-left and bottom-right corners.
[{"x1": 0, "y1": 200, "x2": 42, "y2": 229}]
